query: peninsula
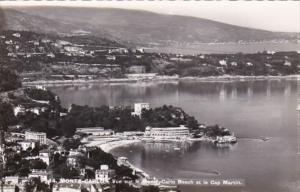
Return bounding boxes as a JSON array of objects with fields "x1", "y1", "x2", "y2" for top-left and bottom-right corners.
[{"x1": 0, "y1": 85, "x2": 236, "y2": 192}]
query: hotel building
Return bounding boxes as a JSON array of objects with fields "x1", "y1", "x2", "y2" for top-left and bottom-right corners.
[{"x1": 144, "y1": 125, "x2": 190, "y2": 140}]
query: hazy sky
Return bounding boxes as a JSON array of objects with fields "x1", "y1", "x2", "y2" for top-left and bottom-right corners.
[{"x1": 1, "y1": 1, "x2": 299, "y2": 32}]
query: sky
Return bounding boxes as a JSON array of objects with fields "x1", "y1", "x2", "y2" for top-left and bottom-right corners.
[{"x1": 0, "y1": 1, "x2": 299, "y2": 32}]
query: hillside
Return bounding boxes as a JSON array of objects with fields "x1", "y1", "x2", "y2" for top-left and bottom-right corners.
[{"x1": 1, "y1": 7, "x2": 299, "y2": 46}]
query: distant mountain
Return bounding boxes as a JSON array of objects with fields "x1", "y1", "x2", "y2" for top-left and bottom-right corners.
[{"x1": 1, "y1": 7, "x2": 299, "y2": 46}]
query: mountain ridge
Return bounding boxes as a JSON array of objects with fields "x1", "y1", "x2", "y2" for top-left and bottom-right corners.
[{"x1": 1, "y1": 6, "x2": 298, "y2": 46}]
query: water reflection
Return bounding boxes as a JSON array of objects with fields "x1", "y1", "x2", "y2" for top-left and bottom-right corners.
[
  {"x1": 49, "y1": 79, "x2": 298, "y2": 192},
  {"x1": 49, "y1": 80, "x2": 297, "y2": 109}
]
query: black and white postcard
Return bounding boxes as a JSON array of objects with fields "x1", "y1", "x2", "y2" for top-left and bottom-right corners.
[{"x1": 0, "y1": 1, "x2": 299, "y2": 192}]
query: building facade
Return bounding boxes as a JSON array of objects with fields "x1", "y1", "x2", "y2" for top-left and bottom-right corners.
[
  {"x1": 76, "y1": 127, "x2": 114, "y2": 136},
  {"x1": 18, "y1": 140, "x2": 36, "y2": 151},
  {"x1": 95, "y1": 165, "x2": 115, "y2": 183},
  {"x1": 25, "y1": 131, "x2": 47, "y2": 145},
  {"x1": 131, "y1": 103, "x2": 150, "y2": 117},
  {"x1": 144, "y1": 125, "x2": 190, "y2": 140}
]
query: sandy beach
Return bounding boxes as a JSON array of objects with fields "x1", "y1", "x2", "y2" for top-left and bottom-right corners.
[{"x1": 86, "y1": 138, "x2": 142, "y2": 153}]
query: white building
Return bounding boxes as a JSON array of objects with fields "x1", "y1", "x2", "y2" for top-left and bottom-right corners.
[
  {"x1": 25, "y1": 131, "x2": 47, "y2": 145},
  {"x1": 18, "y1": 140, "x2": 36, "y2": 151},
  {"x1": 12, "y1": 33, "x2": 21, "y2": 38},
  {"x1": 216, "y1": 135, "x2": 237, "y2": 144},
  {"x1": 1, "y1": 185, "x2": 15, "y2": 192},
  {"x1": 5, "y1": 176, "x2": 19, "y2": 185},
  {"x1": 35, "y1": 85, "x2": 47, "y2": 91},
  {"x1": 67, "y1": 155, "x2": 80, "y2": 168},
  {"x1": 144, "y1": 125, "x2": 190, "y2": 140},
  {"x1": 284, "y1": 61, "x2": 292, "y2": 66},
  {"x1": 25, "y1": 155, "x2": 50, "y2": 166},
  {"x1": 95, "y1": 165, "x2": 115, "y2": 183},
  {"x1": 14, "y1": 105, "x2": 46, "y2": 116},
  {"x1": 76, "y1": 127, "x2": 114, "y2": 136},
  {"x1": 131, "y1": 103, "x2": 150, "y2": 117},
  {"x1": 14, "y1": 105, "x2": 26, "y2": 116},
  {"x1": 106, "y1": 55, "x2": 116, "y2": 60},
  {"x1": 219, "y1": 60, "x2": 227, "y2": 66},
  {"x1": 246, "y1": 62, "x2": 253, "y2": 66}
]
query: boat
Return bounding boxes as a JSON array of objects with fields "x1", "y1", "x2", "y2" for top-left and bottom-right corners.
[
  {"x1": 262, "y1": 137, "x2": 271, "y2": 142},
  {"x1": 214, "y1": 135, "x2": 237, "y2": 144}
]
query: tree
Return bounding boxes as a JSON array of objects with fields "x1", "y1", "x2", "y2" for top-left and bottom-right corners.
[
  {"x1": 30, "y1": 159, "x2": 47, "y2": 170},
  {"x1": 54, "y1": 163, "x2": 79, "y2": 179},
  {"x1": 63, "y1": 138, "x2": 82, "y2": 151},
  {"x1": 0, "y1": 68, "x2": 21, "y2": 92},
  {"x1": 0, "y1": 102, "x2": 17, "y2": 130}
]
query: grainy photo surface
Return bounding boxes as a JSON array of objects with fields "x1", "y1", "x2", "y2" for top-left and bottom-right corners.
[{"x1": 0, "y1": 1, "x2": 299, "y2": 192}]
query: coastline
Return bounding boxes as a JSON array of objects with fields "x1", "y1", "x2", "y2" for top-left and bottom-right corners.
[
  {"x1": 86, "y1": 138, "x2": 142, "y2": 153},
  {"x1": 22, "y1": 74, "x2": 299, "y2": 86}
]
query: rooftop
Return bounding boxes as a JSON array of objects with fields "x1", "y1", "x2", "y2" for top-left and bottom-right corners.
[{"x1": 25, "y1": 130, "x2": 46, "y2": 135}]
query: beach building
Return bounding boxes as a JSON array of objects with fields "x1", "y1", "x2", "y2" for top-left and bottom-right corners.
[
  {"x1": 95, "y1": 165, "x2": 115, "y2": 183},
  {"x1": 131, "y1": 103, "x2": 150, "y2": 117},
  {"x1": 76, "y1": 127, "x2": 114, "y2": 136},
  {"x1": 25, "y1": 131, "x2": 47, "y2": 145},
  {"x1": 144, "y1": 125, "x2": 190, "y2": 140},
  {"x1": 123, "y1": 131, "x2": 144, "y2": 137}
]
